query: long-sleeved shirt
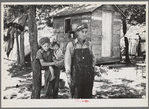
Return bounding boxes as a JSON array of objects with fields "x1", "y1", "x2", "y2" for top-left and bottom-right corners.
[{"x1": 64, "y1": 38, "x2": 96, "y2": 74}]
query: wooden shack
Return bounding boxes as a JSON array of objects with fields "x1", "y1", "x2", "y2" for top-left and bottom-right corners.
[{"x1": 50, "y1": 4, "x2": 126, "y2": 64}]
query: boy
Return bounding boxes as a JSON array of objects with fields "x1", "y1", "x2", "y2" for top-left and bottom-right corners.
[{"x1": 36, "y1": 37, "x2": 55, "y2": 81}]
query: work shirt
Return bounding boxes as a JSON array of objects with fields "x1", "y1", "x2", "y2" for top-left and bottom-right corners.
[
  {"x1": 36, "y1": 48, "x2": 54, "y2": 69},
  {"x1": 64, "y1": 38, "x2": 96, "y2": 73}
]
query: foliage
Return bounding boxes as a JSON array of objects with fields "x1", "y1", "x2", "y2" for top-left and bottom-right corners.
[
  {"x1": 3, "y1": 5, "x2": 70, "y2": 27},
  {"x1": 94, "y1": 65, "x2": 108, "y2": 77},
  {"x1": 118, "y1": 5, "x2": 146, "y2": 25}
]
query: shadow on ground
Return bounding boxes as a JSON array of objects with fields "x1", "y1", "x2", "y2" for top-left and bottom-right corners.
[{"x1": 93, "y1": 78, "x2": 146, "y2": 99}]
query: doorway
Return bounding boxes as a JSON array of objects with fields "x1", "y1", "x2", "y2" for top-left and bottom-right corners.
[{"x1": 102, "y1": 11, "x2": 112, "y2": 57}]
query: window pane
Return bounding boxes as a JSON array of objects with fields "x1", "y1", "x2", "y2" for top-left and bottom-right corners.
[{"x1": 65, "y1": 19, "x2": 71, "y2": 33}]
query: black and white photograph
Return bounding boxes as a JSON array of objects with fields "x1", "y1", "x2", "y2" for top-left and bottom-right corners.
[{"x1": 1, "y1": 1, "x2": 148, "y2": 108}]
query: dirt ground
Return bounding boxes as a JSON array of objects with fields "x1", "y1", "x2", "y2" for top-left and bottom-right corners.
[{"x1": 2, "y1": 56, "x2": 146, "y2": 99}]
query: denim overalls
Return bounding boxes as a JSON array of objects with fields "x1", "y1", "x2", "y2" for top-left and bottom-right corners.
[{"x1": 70, "y1": 41, "x2": 94, "y2": 98}]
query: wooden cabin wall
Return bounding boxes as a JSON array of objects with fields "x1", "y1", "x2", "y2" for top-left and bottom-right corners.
[
  {"x1": 101, "y1": 5, "x2": 122, "y2": 60},
  {"x1": 53, "y1": 13, "x2": 92, "y2": 53},
  {"x1": 53, "y1": 5, "x2": 122, "y2": 64},
  {"x1": 91, "y1": 5, "x2": 122, "y2": 64},
  {"x1": 91, "y1": 9, "x2": 102, "y2": 60},
  {"x1": 112, "y1": 11, "x2": 122, "y2": 59}
]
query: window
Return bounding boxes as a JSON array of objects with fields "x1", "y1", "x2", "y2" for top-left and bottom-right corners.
[{"x1": 64, "y1": 18, "x2": 71, "y2": 33}]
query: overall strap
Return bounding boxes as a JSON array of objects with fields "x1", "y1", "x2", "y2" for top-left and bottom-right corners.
[{"x1": 71, "y1": 40, "x2": 76, "y2": 50}]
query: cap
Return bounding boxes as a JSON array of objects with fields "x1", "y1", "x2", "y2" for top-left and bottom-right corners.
[
  {"x1": 39, "y1": 37, "x2": 50, "y2": 45},
  {"x1": 76, "y1": 23, "x2": 88, "y2": 31}
]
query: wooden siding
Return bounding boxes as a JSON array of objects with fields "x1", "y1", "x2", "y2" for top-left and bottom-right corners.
[
  {"x1": 52, "y1": 5, "x2": 123, "y2": 64},
  {"x1": 91, "y1": 9, "x2": 102, "y2": 60},
  {"x1": 100, "y1": 5, "x2": 116, "y2": 12},
  {"x1": 111, "y1": 11, "x2": 122, "y2": 58}
]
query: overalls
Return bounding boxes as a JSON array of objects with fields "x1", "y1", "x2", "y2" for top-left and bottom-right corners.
[
  {"x1": 41, "y1": 49, "x2": 60, "y2": 99},
  {"x1": 70, "y1": 42, "x2": 94, "y2": 98}
]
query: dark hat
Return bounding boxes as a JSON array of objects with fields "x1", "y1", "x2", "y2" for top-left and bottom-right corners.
[
  {"x1": 39, "y1": 37, "x2": 50, "y2": 45},
  {"x1": 76, "y1": 23, "x2": 88, "y2": 31}
]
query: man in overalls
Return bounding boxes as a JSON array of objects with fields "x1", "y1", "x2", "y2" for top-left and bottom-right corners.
[{"x1": 65, "y1": 23, "x2": 96, "y2": 98}]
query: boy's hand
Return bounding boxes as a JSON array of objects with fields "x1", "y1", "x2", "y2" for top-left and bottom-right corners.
[{"x1": 54, "y1": 60, "x2": 63, "y2": 67}]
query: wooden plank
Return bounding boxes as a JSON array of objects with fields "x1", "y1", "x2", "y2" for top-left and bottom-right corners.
[
  {"x1": 114, "y1": 15, "x2": 122, "y2": 20},
  {"x1": 91, "y1": 40, "x2": 102, "y2": 45},
  {"x1": 91, "y1": 35, "x2": 102, "y2": 39},
  {"x1": 72, "y1": 18, "x2": 81, "y2": 24},
  {"x1": 114, "y1": 21, "x2": 121, "y2": 25},
  {"x1": 54, "y1": 18, "x2": 65, "y2": 22},
  {"x1": 72, "y1": 16, "x2": 81, "y2": 24},
  {"x1": 101, "y1": 5, "x2": 116, "y2": 11},
  {"x1": 92, "y1": 44, "x2": 101, "y2": 57},
  {"x1": 93, "y1": 9, "x2": 102, "y2": 15},
  {"x1": 91, "y1": 35, "x2": 102, "y2": 41},
  {"x1": 92, "y1": 12, "x2": 102, "y2": 18},
  {"x1": 113, "y1": 25, "x2": 121, "y2": 29},
  {"x1": 113, "y1": 29, "x2": 120, "y2": 35},
  {"x1": 81, "y1": 19, "x2": 89, "y2": 23},
  {"x1": 115, "y1": 11, "x2": 121, "y2": 16},
  {"x1": 81, "y1": 14, "x2": 91, "y2": 21},
  {"x1": 92, "y1": 29, "x2": 102, "y2": 36},
  {"x1": 96, "y1": 57, "x2": 120, "y2": 63},
  {"x1": 91, "y1": 15, "x2": 102, "y2": 21},
  {"x1": 91, "y1": 20, "x2": 102, "y2": 27},
  {"x1": 112, "y1": 34, "x2": 120, "y2": 57},
  {"x1": 53, "y1": 22, "x2": 64, "y2": 30},
  {"x1": 81, "y1": 14, "x2": 91, "y2": 18}
]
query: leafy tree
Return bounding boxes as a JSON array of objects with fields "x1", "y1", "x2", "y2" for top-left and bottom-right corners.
[
  {"x1": 118, "y1": 5, "x2": 146, "y2": 25},
  {"x1": 3, "y1": 5, "x2": 28, "y2": 65}
]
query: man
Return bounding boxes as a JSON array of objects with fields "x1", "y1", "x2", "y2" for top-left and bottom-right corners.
[{"x1": 65, "y1": 23, "x2": 96, "y2": 98}]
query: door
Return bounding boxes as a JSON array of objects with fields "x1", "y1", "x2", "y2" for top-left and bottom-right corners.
[{"x1": 102, "y1": 11, "x2": 112, "y2": 57}]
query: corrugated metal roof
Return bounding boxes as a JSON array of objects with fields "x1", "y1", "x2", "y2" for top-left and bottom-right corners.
[{"x1": 50, "y1": 4, "x2": 102, "y2": 17}]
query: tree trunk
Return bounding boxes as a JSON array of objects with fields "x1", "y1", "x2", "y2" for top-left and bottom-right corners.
[
  {"x1": 20, "y1": 31, "x2": 25, "y2": 66},
  {"x1": 15, "y1": 29, "x2": 20, "y2": 64},
  {"x1": 28, "y1": 5, "x2": 41, "y2": 99},
  {"x1": 122, "y1": 18, "x2": 127, "y2": 35}
]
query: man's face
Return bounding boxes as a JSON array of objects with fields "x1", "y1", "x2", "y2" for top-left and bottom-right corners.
[
  {"x1": 41, "y1": 43, "x2": 50, "y2": 51},
  {"x1": 77, "y1": 28, "x2": 88, "y2": 41}
]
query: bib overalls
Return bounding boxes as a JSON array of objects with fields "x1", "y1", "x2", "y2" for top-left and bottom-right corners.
[{"x1": 70, "y1": 42, "x2": 94, "y2": 98}]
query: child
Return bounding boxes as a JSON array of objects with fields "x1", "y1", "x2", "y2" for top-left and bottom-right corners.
[
  {"x1": 36, "y1": 37, "x2": 55, "y2": 81},
  {"x1": 52, "y1": 42, "x2": 64, "y2": 68}
]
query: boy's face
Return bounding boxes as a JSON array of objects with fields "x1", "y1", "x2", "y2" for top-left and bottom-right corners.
[
  {"x1": 41, "y1": 43, "x2": 50, "y2": 51},
  {"x1": 53, "y1": 44, "x2": 59, "y2": 51}
]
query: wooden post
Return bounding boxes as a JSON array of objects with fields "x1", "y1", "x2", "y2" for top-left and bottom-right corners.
[
  {"x1": 20, "y1": 31, "x2": 25, "y2": 66},
  {"x1": 28, "y1": 5, "x2": 41, "y2": 99},
  {"x1": 15, "y1": 29, "x2": 20, "y2": 64}
]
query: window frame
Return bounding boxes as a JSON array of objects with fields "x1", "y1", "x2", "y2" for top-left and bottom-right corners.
[{"x1": 64, "y1": 17, "x2": 71, "y2": 34}]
